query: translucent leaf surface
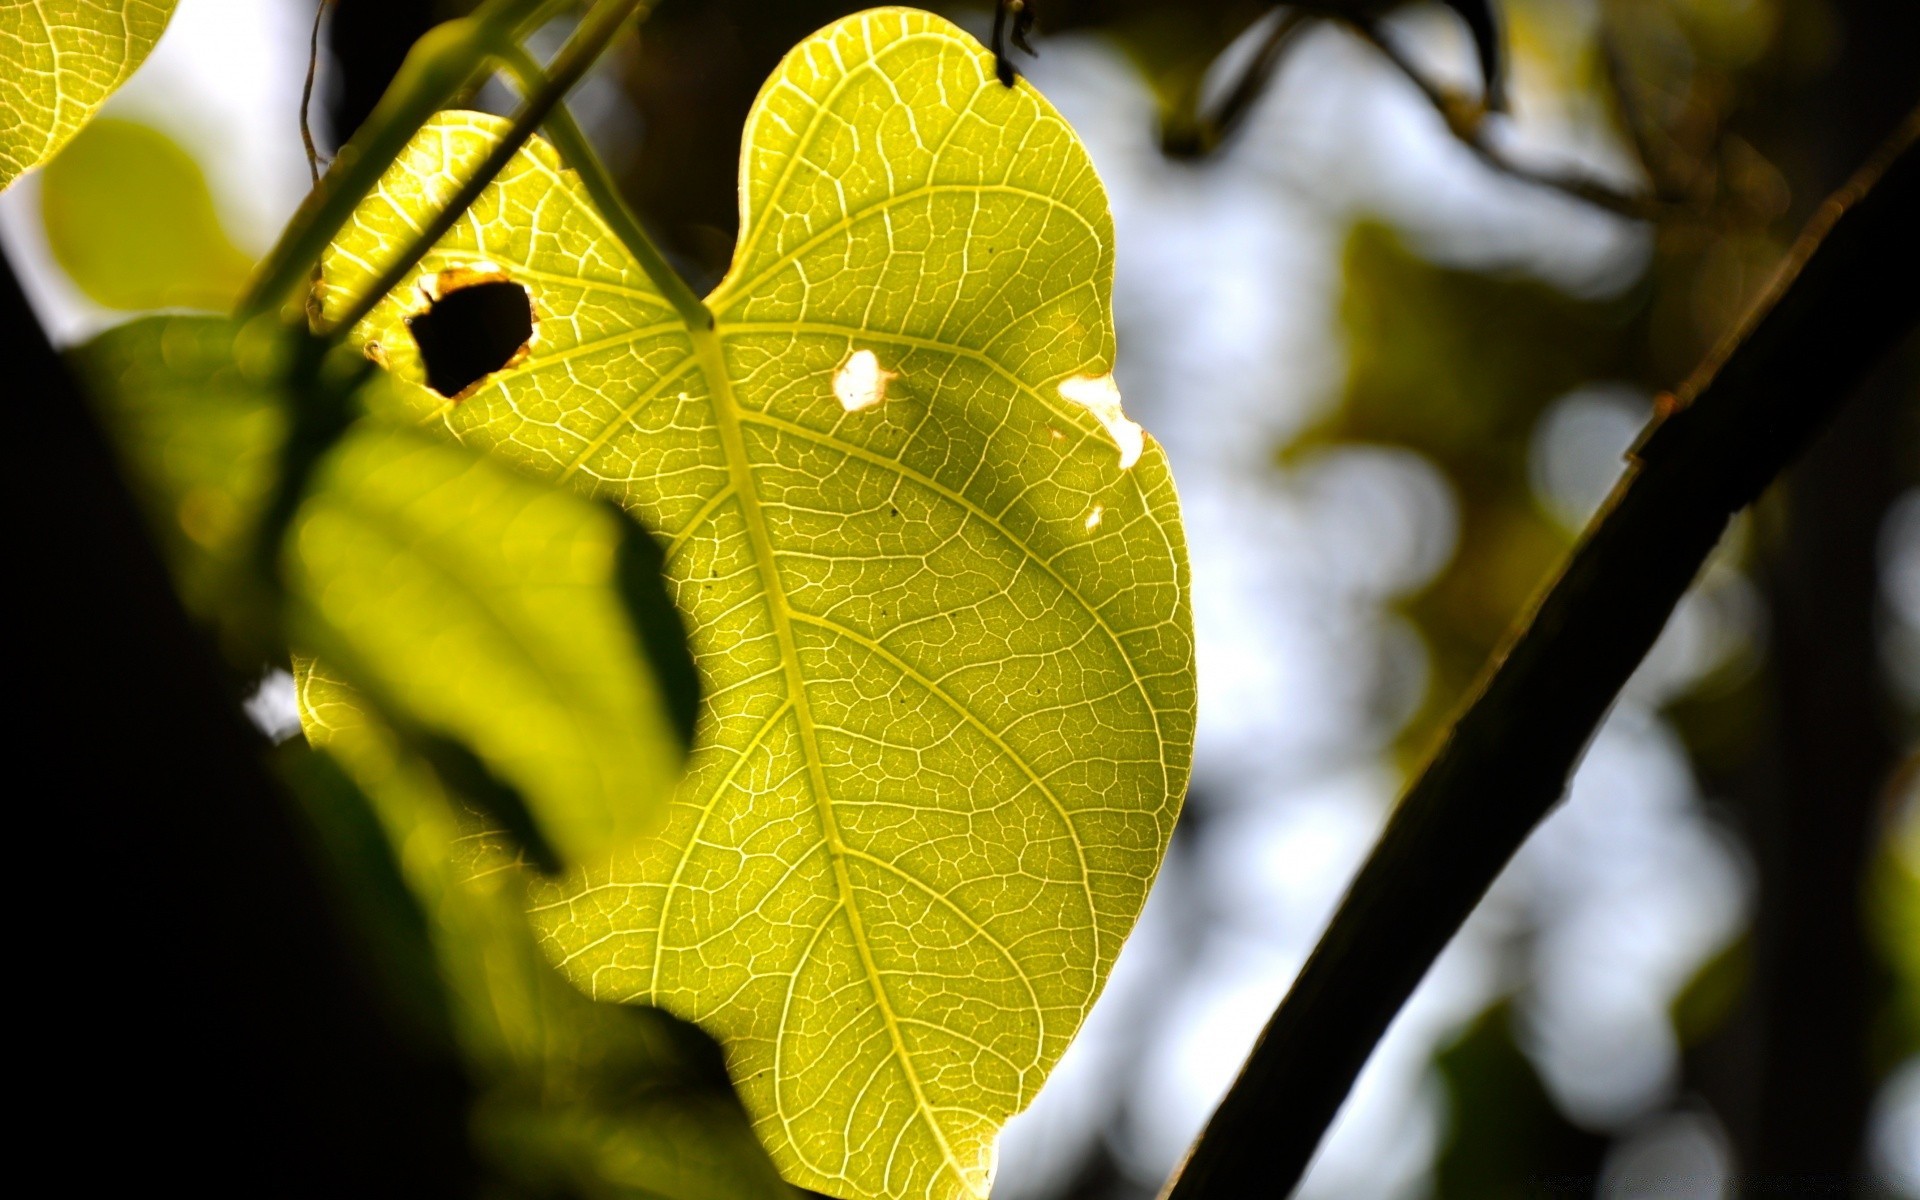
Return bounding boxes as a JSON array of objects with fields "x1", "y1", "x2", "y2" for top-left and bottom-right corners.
[
  {"x1": 75, "y1": 315, "x2": 691, "y2": 865},
  {"x1": 323, "y1": 11, "x2": 1195, "y2": 1199},
  {"x1": 41, "y1": 117, "x2": 254, "y2": 310},
  {"x1": 286, "y1": 424, "x2": 692, "y2": 862},
  {"x1": 1, "y1": 0, "x2": 177, "y2": 188}
]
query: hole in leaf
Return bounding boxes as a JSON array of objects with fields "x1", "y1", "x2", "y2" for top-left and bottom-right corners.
[
  {"x1": 833, "y1": 347, "x2": 895, "y2": 412},
  {"x1": 405, "y1": 275, "x2": 534, "y2": 398}
]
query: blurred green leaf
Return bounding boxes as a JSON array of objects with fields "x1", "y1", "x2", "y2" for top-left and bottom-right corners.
[
  {"x1": 1872, "y1": 774, "x2": 1920, "y2": 1062},
  {"x1": 297, "y1": 663, "x2": 796, "y2": 1200},
  {"x1": 1432, "y1": 1001, "x2": 1608, "y2": 1199},
  {"x1": 1301, "y1": 221, "x2": 1638, "y2": 754},
  {"x1": 0, "y1": 0, "x2": 177, "y2": 188},
  {"x1": 1669, "y1": 933, "x2": 1750, "y2": 1047},
  {"x1": 272, "y1": 738, "x2": 464, "y2": 1059},
  {"x1": 285, "y1": 422, "x2": 693, "y2": 863},
  {"x1": 75, "y1": 314, "x2": 695, "y2": 868},
  {"x1": 41, "y1": 117, "x2": 255, "y2": 311},
  {"x1": 69, "y1": 314, "x2": 289, "y2": 659},
  {"x1": 322, "y1": 13, "x2": 1195, "y2": 1199}
]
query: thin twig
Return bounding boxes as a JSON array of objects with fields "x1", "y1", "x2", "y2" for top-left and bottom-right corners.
[
  {"x1": 1212, "y1": 11, "x2": 1310, "y2": 138},
  {"x1": 1165, "y1": 9, "x2": 1313, "y2": 159},
  {"x1": 238, "y1": 0, "x2": 556, "y2": 320},
  {"x1": 301, "y1": 0, "x2": 329, "y2": 186},
  {"x1": 1162, "y1": 108, "x2": 1919, "y2": 1200},
  {"x1": 324, "y1": 0, "x2": 650, "y2": 339},
  {"x1": 1350, "y1": 18, "x2": 1660, "y2": 221}
]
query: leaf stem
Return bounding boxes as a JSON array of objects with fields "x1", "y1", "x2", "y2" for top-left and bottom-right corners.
[
  {"x1": 492, "y1": 42, "x2": 712, "y2": 331},
  {"x1": 322, "y1": 0, "x2": 653, "y2": 340},
  {"x1": 1162, "y1": 109, "x2": 1919, "y2": 1200},
  {"x1": 237, "y1": 0, "x2": 555, "y2": 321}
]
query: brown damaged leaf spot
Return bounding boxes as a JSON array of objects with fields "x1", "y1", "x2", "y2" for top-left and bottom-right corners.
[{"x1": 404, "y1": 265, "x2": 536, "y2": 399}]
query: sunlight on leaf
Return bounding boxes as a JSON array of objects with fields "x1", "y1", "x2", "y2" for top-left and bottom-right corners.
[
  {"x1": 285, "y1": 424, "x2": 693, "y2": 863},
  {"x1": 0, "y1": 0, "x2": 178, "y2": 188},
  {"x1": 321, "y1": 11, "x2": 1196, "y2": 1199},
  {"x1": 41, "y1": 116, "x2": 255, "y2": 311},
  {"x1": 75, "y1": 315, "x2": 692, "y2": 867}
]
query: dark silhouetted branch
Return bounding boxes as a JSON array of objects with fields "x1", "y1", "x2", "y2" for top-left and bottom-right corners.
[
  {"x1": 1163, "y1": 107, "x2": 1919, "y2": 1200},
  {"x1": 1352, "y1": 19, "x2": 1661, "y2": 221}
]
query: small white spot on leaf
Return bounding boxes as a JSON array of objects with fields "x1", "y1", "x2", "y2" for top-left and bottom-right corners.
[
  {"x1": 834, "y1": 348, "x2": 896, "y2": 412},
  {"x1": 1058, "y1": 373, "x2": 1143, "y2": 469},
  {"x1": 1085, "y1": 504, "x2": 1105, "y2": 530}
]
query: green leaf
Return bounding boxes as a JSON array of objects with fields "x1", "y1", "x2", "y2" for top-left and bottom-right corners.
[
  {"x1": 284, "y1": 421, "x2": 693, "y2": 863},
  {"x1": 74, "y1": 314, "x2": 694, "y2": 866},
  {"x1": 322, "y1": 11, "x2": 1196, "y2": 1199},
  {"x1": 41, "y1": 116, "x2": 255, "y2": 310},
  {"x1": 294, "y1": 663, "x2": 796, "y2": 1200},
  {"x1": 68, "y1": 314, "x2": 289, "y2": 658},
  {"x1": 1, "y1": 0, "x2": 178, "y2": 189}
]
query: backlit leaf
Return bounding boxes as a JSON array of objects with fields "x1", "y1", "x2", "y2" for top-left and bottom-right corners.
[
  {"x1": 69, "y1": 314, "x2": 288, "y2": 657},
  {"x1": 285, "y1": 422, "x2": 692, "y2": 863},
  {"x1": 322, "y1": 11, "x2": 1195, "y2": 1200},
  {"x1": 74, "y1": 315, "x2": 692, "y2": 866},
  {"x1": 1, "y1": 0, "x2": 177, "y2": 188}
]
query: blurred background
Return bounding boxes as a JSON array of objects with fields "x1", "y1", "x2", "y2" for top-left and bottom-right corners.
[{"x1": 7, "y1": 0, "x2": 1913, "y2": 1195}]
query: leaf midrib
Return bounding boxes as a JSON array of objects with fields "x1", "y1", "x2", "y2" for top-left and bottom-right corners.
[
  {"x1": 686, "y1": 318, "x2": 977, "y2": 1193},
  {"x1": 717, "y1": 318, "x2": 1178, "y2": 806}
]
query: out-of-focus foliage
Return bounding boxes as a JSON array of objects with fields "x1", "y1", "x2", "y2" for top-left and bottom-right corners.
[
  {"x1": 1872, "y1": 768, "x2": 1920, "y2": 1065},
  {"x1": 295, "y1": 666, "x2": 797, "y2": 1200},
  {"x1": 0, "y1": 0, "x2": 178, "y2": 187},
  {"x1": 287, "y1": 427, "x2": 696, "y2": 865},
  {"x1": 1669, "y1": 934, "x2": 1751, "y2": 1049},
  {"x1": 1431, "y1": 1002, "x2": 1608, "y2": 1198},
  {"x1": 1294, "y1": 222, "x2": 1638, "y2": 755},
  {"x1": 320, "y1": 12, "x2": 1195, "y2": 1196},
  {"x1": 77, "y1": 314, "x2": 696, "y2": 866},
  {"x1": 73, "y1": 307, "x2": 788, "y2": 1198},
  {"x1": 1257, "y1": 0, "x2": 1915, "y2": 1187},
  {"x1": 1041, "y1": 0, "x2": 1505, "y2": 147},
  {"x1": 69, "y1": 314, "x2": 288, "y2": 657},
  {"x1": 40, "y1": 117, "x2": 254, "y2": 311}
]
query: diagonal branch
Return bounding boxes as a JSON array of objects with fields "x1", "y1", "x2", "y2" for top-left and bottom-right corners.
[
  {"x1": 492, "y1": 43, "x2": 711, "y2": 332},
  {"x1": 1163, "y1": 107, "x2": 1919, "y2": 1200},
  {"x1": 324, "y1": 0, "x2": 651, "y2": 338},
  {"x1": 239, "y1": 0, "x2": 556, "y2": 320},
  {"x1": 1349, "y1": 18, "x2": 1662, "y2": 221}
]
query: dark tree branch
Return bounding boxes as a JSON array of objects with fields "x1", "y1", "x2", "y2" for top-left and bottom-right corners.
[
  {"x1": 1161, "y1": 10, "x2": 1311, "y2": 160},
  {"x1": 1162, "y1": 107, "x2": 1919, "y2": 1200},
  {"x1": 1350, "y1": 19, "x2": 1662, "y2": 221}
]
